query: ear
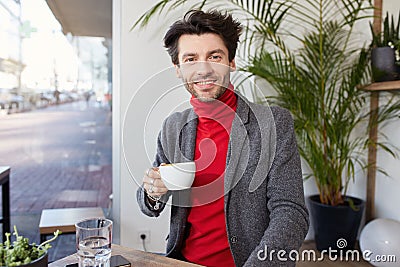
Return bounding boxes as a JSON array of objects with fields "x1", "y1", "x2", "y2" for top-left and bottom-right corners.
[
  {"x1": 229, "y1": 59, "x2": 236, "y2": 72},
  {"x1": 174, "y1": 64, "x2": 182, "y2": 78}
]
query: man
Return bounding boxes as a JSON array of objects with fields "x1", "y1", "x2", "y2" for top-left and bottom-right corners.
[{"x1": 137, "y1": 10, "x2": 309, "y2": 266}]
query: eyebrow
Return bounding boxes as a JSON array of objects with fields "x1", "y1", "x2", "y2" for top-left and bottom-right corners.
[
  {"x1": 181, "y1": 49, "x2": 227, "y2": 60},
  {"x1": 181, "y1": 52, "x2": 197, "y2": 59},
  {"x1": 208, "y1": 49, "x2": 226, "y2": 56}
]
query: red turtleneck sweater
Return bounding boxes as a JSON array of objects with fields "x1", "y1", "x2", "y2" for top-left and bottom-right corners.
[{"x1": 181, "y1": 85, "x2": 237, "y2": 267}]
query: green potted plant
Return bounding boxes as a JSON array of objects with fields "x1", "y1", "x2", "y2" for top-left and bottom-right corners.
[
  {"x1": 0, "y1": 226, "x2": 60, "y2": 266},
  {"x1": 133, "y1": 0, "x2": 400, "y2": 251},
  {"x1": 370, "y1": 11, "x2": 400, "y2": 82}
]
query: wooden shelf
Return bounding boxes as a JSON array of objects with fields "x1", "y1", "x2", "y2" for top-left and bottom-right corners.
[{"x1": 361, "y1": 80, "x2": 400, "y2": 91}]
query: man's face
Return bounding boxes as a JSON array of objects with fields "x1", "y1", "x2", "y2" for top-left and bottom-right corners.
[{"x1": 175, "y1": 33, "x2": 236, "y2": 102}]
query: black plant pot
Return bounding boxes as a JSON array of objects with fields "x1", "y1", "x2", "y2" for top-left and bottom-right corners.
[
  {"x1": 371, "y1": 47, "x2": 398, "y2": 82},
  {"x1": 21, "y1": 252, "x2": 48, "y2": 267},
  {"x1": 308, "y1": 195, "x2": 365, "y2": 252}
]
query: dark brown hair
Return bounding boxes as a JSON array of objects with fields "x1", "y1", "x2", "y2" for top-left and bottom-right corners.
[{"x1": 163, "y1": 10, "x2": 243, "y2": 65}]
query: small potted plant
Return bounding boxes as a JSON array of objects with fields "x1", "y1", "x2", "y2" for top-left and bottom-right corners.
[
  {"x1": 0, "y1": 226, "x2": 60, "y2": 267},
  {"x1": 370, "y1": 11, "x2": 400, "y2": 82}
]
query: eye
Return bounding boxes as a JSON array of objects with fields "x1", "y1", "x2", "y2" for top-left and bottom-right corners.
[
  {"x1": 184, "y1": 57, "x2": 195, "y2": 63},
  {"x1": 209, "y1": 55, "x2": 222, "y2": 61}
]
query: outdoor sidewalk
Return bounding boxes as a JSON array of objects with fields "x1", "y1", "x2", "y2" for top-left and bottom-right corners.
[{"x1": 0, "y1": 100, "x2": 112, "y2": 262}]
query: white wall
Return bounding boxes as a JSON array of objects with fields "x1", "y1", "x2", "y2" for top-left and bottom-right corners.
[{"x1": 113, "y1": 0, "x2": 400, "y2": 251}]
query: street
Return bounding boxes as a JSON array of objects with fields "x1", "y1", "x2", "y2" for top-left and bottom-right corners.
[{"x1": 0, "y1": 100, "x2": 112, "y2": 213}]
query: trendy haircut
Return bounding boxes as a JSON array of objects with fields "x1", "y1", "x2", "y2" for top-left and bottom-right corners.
[{"x1": 164, "y1": 10, "x2": 243, "y2": 65}]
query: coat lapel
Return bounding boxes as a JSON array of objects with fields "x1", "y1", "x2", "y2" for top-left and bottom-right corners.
[
  {"x1": 177, "y1": 110, "x2": 198, "y2": 163},
  {"x1": 224, "y1": 94, "x2": 277, "y2": 199},
  {"x1": 224, "y1": 95, "x2": 250, "y2": 196}
]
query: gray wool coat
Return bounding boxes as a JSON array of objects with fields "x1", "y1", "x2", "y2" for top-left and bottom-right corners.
[{"x1": 137, "y1": 94, "x2": 309, "y2": 266}]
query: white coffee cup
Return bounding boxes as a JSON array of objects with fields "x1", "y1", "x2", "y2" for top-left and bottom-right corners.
[{"x1": 159, "y1": 161, "x2": 196, "y2": 190}]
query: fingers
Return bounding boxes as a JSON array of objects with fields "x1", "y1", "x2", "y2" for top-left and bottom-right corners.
[
  {"x1": 144, "y1": 167, "x2": 160, "y2": 180},
  {"x1": 143, "y1": 168, "x2": 164, "y2": 188},
  {"x1": 143, "y1": 167, "x2": 168, "y2": 197},
  {"x1": 144, "y1": 183, "x2": 168, "y2": 195}
]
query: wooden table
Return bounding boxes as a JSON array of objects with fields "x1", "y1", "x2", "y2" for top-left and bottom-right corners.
[
  {"x1": 49, "y1": 244, "x2": 203, "y2": 267},
  {"x1": 0, "y1": 166, "x2": 10, "y2": 242}
]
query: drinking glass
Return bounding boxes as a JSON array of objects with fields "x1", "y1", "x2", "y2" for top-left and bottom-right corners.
[{"x1": 76, "y1": 218, "x2": 113, "y2": 267}]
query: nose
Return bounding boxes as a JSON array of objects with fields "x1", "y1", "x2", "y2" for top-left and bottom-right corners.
[{"x1": 195, "y1": 61, "x2": 213, "y2": 76}]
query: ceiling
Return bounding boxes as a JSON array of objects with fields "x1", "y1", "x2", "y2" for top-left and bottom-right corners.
[{"x1": 45, "y1": 0, "x2": 112, "y2": 39}]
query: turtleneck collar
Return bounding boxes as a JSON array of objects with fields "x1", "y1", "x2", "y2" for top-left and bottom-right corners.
[{"x1": 190, "y1": 83, "x2": 237, "y2": 122}]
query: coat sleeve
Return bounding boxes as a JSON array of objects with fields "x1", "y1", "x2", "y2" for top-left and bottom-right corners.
[
  {"x1": 136, "y1": 128, "x2": 171, "y2": 217},
  {"x1": 244, "y1": 107, "x2": 309, "y2": 267}
]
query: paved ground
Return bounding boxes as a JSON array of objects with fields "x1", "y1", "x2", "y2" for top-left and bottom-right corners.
[{"x1": 0, "y1": 100, "x2": 112, "y2": 262}]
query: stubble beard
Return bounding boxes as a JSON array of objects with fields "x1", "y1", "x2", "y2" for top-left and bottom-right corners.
[{"x1": 183, "y1": 80, "x2": 228, "y2": 102}]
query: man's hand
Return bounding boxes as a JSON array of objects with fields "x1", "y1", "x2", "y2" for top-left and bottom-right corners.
[{"x1": 143, "y1": 166, "x2": 168, "y2": 199}]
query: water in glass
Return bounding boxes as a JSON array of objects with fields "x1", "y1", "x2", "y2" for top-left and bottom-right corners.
[{"x1": 76, "y1": 218, "x2": 112, "y2": 267}]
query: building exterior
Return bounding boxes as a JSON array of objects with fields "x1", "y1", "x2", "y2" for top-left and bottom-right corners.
[{"x1": 0, "y1": 0, "x2": 22, "y2": 91}]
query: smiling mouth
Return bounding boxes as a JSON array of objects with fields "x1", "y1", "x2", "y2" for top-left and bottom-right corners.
[{"x1": 193, "y1": 80, "x2": 217, "y2": 86}]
